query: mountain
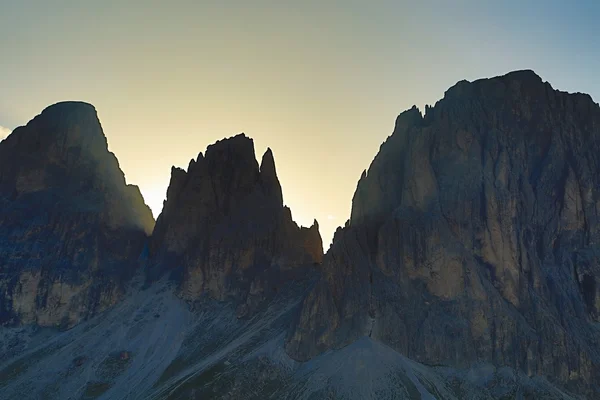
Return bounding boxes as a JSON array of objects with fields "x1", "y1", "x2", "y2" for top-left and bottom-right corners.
[
  {"x1": 1, "y1": 71, "x2": 600, "y2": 399},
  {"x1": 286, "y1": 70, "x2": 600, "y2": 397},
  {"x1": 149, "y1": 133, "x2": 323, "y2": 316},
  {"x1": 0, "y1": 102, "x2": 154, "y2": 328}
]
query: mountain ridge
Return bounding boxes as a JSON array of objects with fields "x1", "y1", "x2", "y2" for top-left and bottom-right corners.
[
  {"x1": 287, "y1": 68, "x2": 600, "y2": 397},
  {"x1": 0, "y1": 101, "x2": 154, "y2": 328},
  {"x1": 2, "y1": 69, "x2": 600, "y2": 399}
]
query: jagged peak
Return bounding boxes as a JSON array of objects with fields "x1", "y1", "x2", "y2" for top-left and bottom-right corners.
[
  {"x1": 350, "y1": 68, "x2": 600, "y2": 231},
  {"x1": 205, "y1": 132, "x2": 254, "y2": 157},
  {"x1": 165, "y1": 166, "x2": 188, "y2": 203},
  {"x1": 202, "y1": 133, "x2": 259, "y2": 177},
  {"x1": 259, "y1": 147, "x2": 283, "y2": 205},
  {"x1": 171, "y1": 165, "x2": 186, "y2": 175},
  {"x1": 260, "y1": 147, "x2": 277, "y2": 176},
  {"x1": 394, "y1": 105, "x2": 423, "y2": 131},
  {"x1": 442, "y1": 69, "x2": 550, "y2": 102},
  {"x1": 161, "y1": 134, "x2": 293, "y2": 223}
]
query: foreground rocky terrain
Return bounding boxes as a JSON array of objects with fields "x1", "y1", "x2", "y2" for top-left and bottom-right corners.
[
  {"x1": 1, "y1": 70, "x2": 600, "y2": 399},
  {"x1": 0, "y1": 277, "x2": 578, "y2": 400}
]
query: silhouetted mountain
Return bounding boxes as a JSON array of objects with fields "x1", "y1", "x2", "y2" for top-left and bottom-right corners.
[
  {"x1": 0, "y1": 102, "x2": 154, "y2": 327},
  {"x1": 2, "y1": 72, "x2": 600, "y2": 399},
  {"x1": 287, "y1": 70, "x2": 600, "y2": 397},
  {"x1": 150, "y1": 133, "x2": 323, "y2": 316}
]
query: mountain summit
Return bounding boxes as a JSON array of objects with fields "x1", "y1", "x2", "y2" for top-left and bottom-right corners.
[
  {"x1": 150, "y1": 133, "x2": 323, "y2": 315},
  {"x1": 287, "y1": 70, "x2": 600, "y2": 397},
  {"x1": 0, "y1": 101, "x2": 154, "y2": 327}
]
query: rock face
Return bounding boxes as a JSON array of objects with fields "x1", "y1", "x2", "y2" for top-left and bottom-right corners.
[
  {"x1": 286, "y1": 70, "x2": 600, "y2": 396},
  {"x1": 0, "y1": 102, "x2": 154, "y2": 328},
  {"x1": 150, "y1": 134, "x2": 322, "y2": 315}
]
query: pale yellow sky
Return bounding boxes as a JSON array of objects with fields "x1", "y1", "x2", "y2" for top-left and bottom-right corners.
[{"x1": 1, "y1": 1, "x2": 599, "y2": 248}]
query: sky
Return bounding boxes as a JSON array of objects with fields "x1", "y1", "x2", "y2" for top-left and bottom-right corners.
[{"x1": 1, "y1": 0, "x2": 599, "y2": 249}]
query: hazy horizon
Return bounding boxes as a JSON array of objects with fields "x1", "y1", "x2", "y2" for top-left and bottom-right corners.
[{"x1": 2, "y1": 0, "x2": 599, "y2": 248}]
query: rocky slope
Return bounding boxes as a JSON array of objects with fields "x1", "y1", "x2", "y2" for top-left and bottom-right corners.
[
  {"x1": 150, "y1": 133, "x2": 323, "y2": 316},
  {"x1": 0, "y1": 277, "x2": 578, "y2": 400},
  {"x1": 0, "y1": 102, "x2": 154, "y2": 328},
  {"x1": 286, "y1": 70, "x2": 600, "y2": 397}
]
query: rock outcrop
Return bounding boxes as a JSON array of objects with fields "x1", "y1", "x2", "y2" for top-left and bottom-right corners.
[
  {"x1": 150, "y1": 134, "x2": 322, "y2": 315},
  {"x1": 0, "y1": 102, "x2": 154, "y2": 328},
  {"x1": 286, "y1": 70, "x2": 600, "y2": 396}
]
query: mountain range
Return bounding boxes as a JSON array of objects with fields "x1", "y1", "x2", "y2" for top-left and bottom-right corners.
[{"x1": 1, "y1": 70, "x2": 599, "y2": 399}]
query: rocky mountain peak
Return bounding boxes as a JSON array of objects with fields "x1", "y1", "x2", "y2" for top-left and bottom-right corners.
[
  {"x1": 259, "y1": 147, "x2": 283, "y2": 206},
  {"x1": 204, "y1": 133, "x2": 258, "y2": 176},
  {"x1": 288, "y1": 70, "x2": 600, "y2": 397},
  {"x1": 0, "y1": 101, "x2": 154, "y2": 234},
  {"x1": 393, "y1": 104, "x2": 423, "y2": 131},
  {"x1": 442, "y1": 69, "x2": 544, "y2": 100},
  {"x1": 0, "y1": 102, "x2": 153, "y2": 327},
  {"x1": 39, "y1": 100, "x2": 99, "y2": 120},
  {"x1": 151, "y1": 135, "x2": 323, "y2": 310},
  {"x1": 3, "y1": 102, "x2": 108, "y2": 172}
]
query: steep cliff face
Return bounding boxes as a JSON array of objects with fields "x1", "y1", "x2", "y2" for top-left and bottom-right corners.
[
  {"x1": 287, "y1": 70, "x2": 600, "y2": 396},
  {"x1": 0, "y1": 102, "x2": 154, "y2": 328},
  {"x1": 150, "y1": 134, "x2": 323, "y2": 315}
]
